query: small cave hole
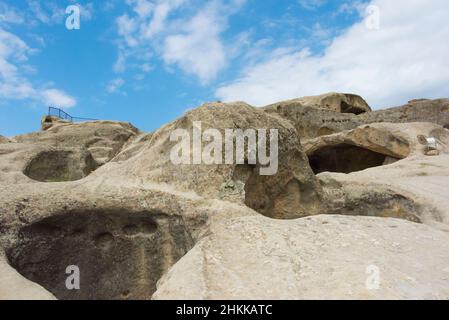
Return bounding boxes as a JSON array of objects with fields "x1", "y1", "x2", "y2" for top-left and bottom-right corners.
[
  {"x1": 340, "y1": 101, "x2": 366, "y2": 115},
  {"x1": 309, "y1": 144, "x2": 399, "y2": 174}
]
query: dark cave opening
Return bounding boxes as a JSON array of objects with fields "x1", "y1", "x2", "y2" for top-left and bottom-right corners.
[
  {"x1": 340, "y1": 101, "x2": 365, "y2": 115},
  {"x1": 6, "y1": 210, "x2": 193, "y2": 300},
  {"x1": 309, "y1": 144, "x2": 398, "y2": 174}
]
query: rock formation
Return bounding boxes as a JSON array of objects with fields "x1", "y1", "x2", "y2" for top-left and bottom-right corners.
[
  {"x1": 284, "y1": 92, "x2": 372, "y2": 115},
  {"x1": 263, "y1": 96, "x2": 449, "y2": 139},
  {"x1": 153, "y1": 215, "x2": 449, "y2": 300},
  {"x1": 100, "y1": 102, "x2": 323, "y2": 219},
  {"x1": 0, "y1": 135, "x2": 9, "y2": 144},
  {"x1": 1, "y1": 93, "x2": 449, "y2": 300}
]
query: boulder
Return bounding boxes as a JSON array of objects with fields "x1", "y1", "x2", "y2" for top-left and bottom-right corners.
[{"x1": 104, "y1": 102, "x2": 323, "y2": 219}]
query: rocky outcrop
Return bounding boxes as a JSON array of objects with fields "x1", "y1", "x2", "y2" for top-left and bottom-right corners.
[
  {"x1": 292, "y1": 92, "x2": 371, "y2": 114},
  {"x1": 303, "y1": 123, "x2": 413, "y2": 174},
  {"x1": 309, "y1": 122, "x2": 449, "y2": 227},
  {"x1": 263, "y1": 97, "x2": 449, "y2": 140},
  {"x1": 0, "y1": 135, "x2": 9, "y2": 144},
  {"x1": 1, "y1": 94, "x2": 449, "y2": 300},
  {"x1": 103, "y1": 102, "x2": 323, "y2": 219},
  {"x1": 15, "y1": 120, "x2": 139, "y2": 165},
  {"x1": 0, "y1": 177, "x2": 234, "y2": 299},
  {"x1": 41, "y1": 115, "x2": 71, "y2": 131},
  {"x1": 263, "y1": 98, "x2": 363, "y2": 139},
  {"x1": 0, "y1": 121, "x2": 139, "y2": 185},
  {"x1": 360, "y1": 99, "x2": 449, "y2": 129}
]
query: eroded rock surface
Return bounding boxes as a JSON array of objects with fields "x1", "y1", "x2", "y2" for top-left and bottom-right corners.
[
  {"x1": 1, "y1": 94, "x2": 449, "y2": 300},
  {"x1": 264, "y1": 96, "x2": 449, "y2": 139},
  {"x1": 154, "y1": 215, "x2": 449, "y2": 300},
  {"x1": 0, "y1": 121, "x2": 138, "y2": 184},
  {"x1": 292, "y1": 92, "x2": 371, "y2": 114},
  {"x1": 103, "y1": 102, "x2": 323, "y2": 219},
  {"x1": 304, "y1": 123, "x2": 412, "y2": 174},
  {"x1": 0, "y1": 136, "x2": 9, "y2": 144}
]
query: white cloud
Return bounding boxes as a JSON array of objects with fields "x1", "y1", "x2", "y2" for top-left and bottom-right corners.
[
  {"x1": 140, "y1": 0, "x2": 185, "y2": 38},
  {"x1": 0, "y1": 27, "x2": 35, "y2": 99},
  {"x1": 298, "y1": 0, "x2": 327, "y2": 10},
  {"x1": 117, "y1": 14, "x2": 139, "y2": 47},
  {"x1": 0, "y1": 25, "x2": 76, "y2": 108},
  {"x1": 79, "y1": 3, "x2": 95, "y2": 21},
  {"x1": 0, "y1": 2, "x2": 25, "y2": 24},
  {"x1": 114, "y1": 0, "x2": 246, "y2": 84},
  {"x1": 335, "y1": 1, "x2": 366, "y2": 16},
  {"x1": 27, "y1": 0, "x2": 65, "y2": 25},
  {"x1": 162, "y1": 1, "x2": 227, "y2": 84},
  {"x1": 129, "y1": 0, "x2": 154, "y2": 18},
  {"x1": 107, "y1": 77, "x2": 125, "y2": 93},
  {"x1": 216, "y1": 0, "x2": 449, "y2": 108},
  {"x1": 141, "y1": 63, "x2": 153, "y2": 72},
  {"x1": 41, "y1": 89, "x2": 76, "y2": 108}
]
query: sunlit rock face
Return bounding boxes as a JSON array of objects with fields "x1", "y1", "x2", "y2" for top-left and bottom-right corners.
[{"x1": 1, "y1": 94, "x2": 449, "y2": 300}]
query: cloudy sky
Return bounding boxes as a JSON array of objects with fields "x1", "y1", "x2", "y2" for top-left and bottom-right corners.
[{"x1": 1, "y1": 0, "x2": 448, "y2": 136}]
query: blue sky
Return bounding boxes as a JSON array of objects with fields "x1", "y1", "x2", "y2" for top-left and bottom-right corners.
[{"x1": 1, "y1": 0, "x2": 448, "y2": 137}]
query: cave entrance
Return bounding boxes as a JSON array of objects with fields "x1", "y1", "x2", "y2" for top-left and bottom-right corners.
[
  {"x1": 340, "y1": 101, "x2": 365, "y2": 115},
  {"x1": 6, "y1": 210, "x2": 193, "y2": 300},
  {"x1": 309, "y1": 144, "x2": 399, "y2": 174}
]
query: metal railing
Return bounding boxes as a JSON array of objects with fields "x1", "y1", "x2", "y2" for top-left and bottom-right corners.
[{"x1": 48, "y1": 107, "x2": 98, "y2": 122}]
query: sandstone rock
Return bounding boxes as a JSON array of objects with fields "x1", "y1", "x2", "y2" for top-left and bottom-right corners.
[
  {"x1": 309, "y1": 122, "x2": 449, "y2": 228},
  {"x1": 0, "y1": 252, "x2": 56, "y2": 300},
  {"x1": 0, "y1": 177, "x2": 238, "y2": 299},
  {"x1": 294, "y1": 92, "x2": 371, "y2": 114},
  {"x1": 41, "y1": 115, "x2": 70, "y2": 131},
  {"x1": 0, "y1": 121, "x2": 139, "y2": 185},
  {"x1": 263, "y1": 99, "x2": 363, "y2": 139},
  {"x1": 1, "y1": 95, "x2": 449, "y2": 301},
  {"x1": 16, "y1": 120, "x2": 139, "y2": 164},
  {"x1": 303, "y1": 123, "x2": 412, "y2": 174},
  {"x1": 360, "y1": 99, "x2": 449, "y2": 129},
  {"x1": 104, "y1": 102, "x2": 323, "y2": 219},
  {"x1": 263, "y1": 97, "x2": 449, "y2": 140},
  {"x1": 0, "y1": 135, "x2": 10, "y2": 144},
  {"x1": 153, "y1": 215, "x2": 449, "y2": 300}
]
